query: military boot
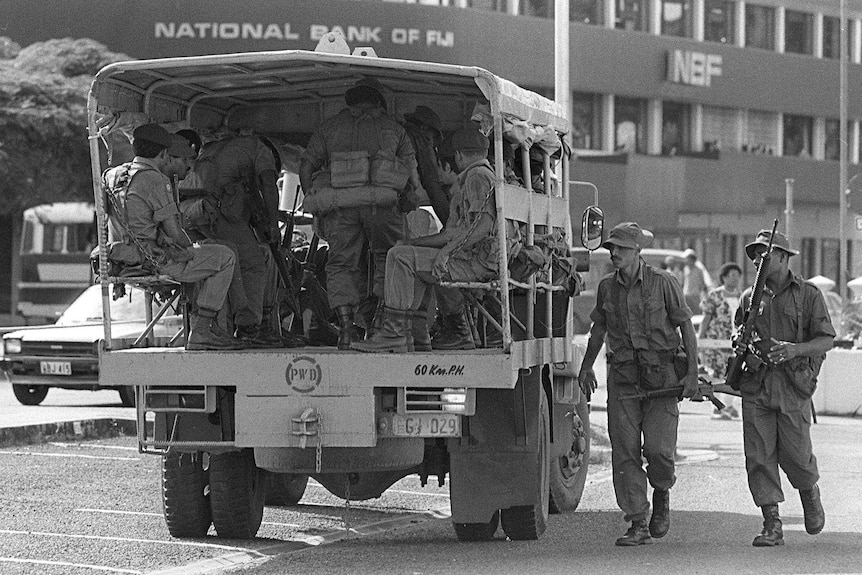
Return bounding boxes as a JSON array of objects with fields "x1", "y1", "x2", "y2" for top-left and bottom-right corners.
[
  {"x1": 615, "y1": 519, "x2": 652, "y2": 546},
  {"x1": 482, "y1": 296, "x2": 503, "y2": 348},
  {"x1": 753, "y1": 504, "x2": 784, "y2": 547},
  {"x1": 431, "y1": 310, "x2": 476, "y2": 350},
  {"x1": 335, "y1": 305, "x2": 363, "y2": 350},
  {"x1": 236, "y1": 322, "x2": 282, "y2": 349},
  {"x1": 351, "y1": 308, "x2": 411, "y2": 353},
  {"x1": 649, "y1": 489, "x2": 670, "y2": 538},
  {"x1": 410, "y1": 310, "x2": 432, "y2": 352},
  {"x1": 800, "y1": 484, "x2": 825, "y2": 535},
  {"x1": 186, "y1": 310, "x2": 245, "y2": 351}
]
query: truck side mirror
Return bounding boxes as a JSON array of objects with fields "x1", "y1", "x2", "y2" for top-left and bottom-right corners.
[{"x1": 581, "y1": 206, "x2": 604, "y2": 251}]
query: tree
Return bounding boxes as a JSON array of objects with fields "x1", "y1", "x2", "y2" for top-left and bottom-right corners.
[{"x1": 0, "y1": 37, "x2": 132, "y2": 215}]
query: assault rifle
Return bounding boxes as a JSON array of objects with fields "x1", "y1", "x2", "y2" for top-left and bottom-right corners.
[
  {"x1": 618, "y1": 377, "x2": 740, "y2": 411},
  {"x1": 725, "y1": 218, "x2": 779, "y2": 391}
]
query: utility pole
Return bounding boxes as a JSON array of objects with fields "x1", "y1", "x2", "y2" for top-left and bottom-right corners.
[
  {"x1": 840, "y1": 0, "x2": 848, "y2": 295},
  {"x1": 554, "y1": 0, "x2": 570, "y2": 126}
]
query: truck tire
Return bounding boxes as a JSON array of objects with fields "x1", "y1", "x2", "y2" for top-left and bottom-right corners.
[
  {"x1": 548, "y1": 392, "x2": 590, "y2": 513},
  {"x1": 265, "y1": 472, "x2": 308, "y2": 506},
  {"x1": 500, "y1": 391, "x2": 550, "y2": 540},
  {"x1": 209, "y1": 449, "x2": 266, "y2": 539},
  {"x1": 162, "y1": 451, "x2": 212, "y2": 538},
  {"x1": 12, "y1": 384, "x2": 48, "y2": 406},
  {"x1": 453, "y1": 510, "x2": 499, "y2": 542},
  {"x1": 118, "y1": 386, "x2": 136, "y2": 407}
]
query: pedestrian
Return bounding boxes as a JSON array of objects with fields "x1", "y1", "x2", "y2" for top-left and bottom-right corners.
[
  {"x1": 299, "y1": 78, "x2": 418, "y2": 349},
  {"x1": 105, "y1": 124, "x2": 243, "y2": 350},
  {"x1": 577, "y1": 222, "x2": 699, "y2": 546},
  {"x1": 351, "y1": 125, "x2": 498, "y2": 353},
  {"x1": 735, "y1": 229, "x2": 833, "y2": 547},
  {"x1": 698, "y1": 261, "x2": 743, "y2": 419},
  {"x1": 661, "y1": 255, "x2": 684, "y2": 287},
  {"x1": 682, "y1": 248, "x2": 711, "y2": 312}
]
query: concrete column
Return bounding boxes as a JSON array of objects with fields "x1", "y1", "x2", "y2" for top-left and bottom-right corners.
[
  {"x1": 651, "y1": 0, "x2": 663, "y2": 35},
  {"x1": 648, "y1": 98, "x2": 663, "y2": 155},
  {"x1": 736, "y1": 1, "x2": 746, "y2": 47},
  {"x1": 853, "y1": 19, "x2": 862, "y2": 63},
  {"x1": 602, "y1": 93, "x2": 615, "y2": 152},
  {"x1": 852, "y1": 121, "x2": 860, "y2": 164},
  {"x1": 693, "y1": 0, "x2": 705, "y2": 41},
  {"x1": 776, "y1": 6, "x2": 785, "y2": 53},
  {"x1": 814, "y1": 12, "x2": 824, "y2": 58},
  {"x1": 813, "y1": 117, "x2": 826, "y2": 160},
  {"x1": 691, "y1": 103, "x2": 704, "y2": 152},
  {"x1": 777, "y1": 112, "x2": 785, "y2": 156},
  {"x1": 605, "y1": 0, "x2": 616, "y2": 29}
]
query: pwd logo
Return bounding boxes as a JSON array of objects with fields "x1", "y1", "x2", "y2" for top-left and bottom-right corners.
[{"x1": 285, "y1": 356, "x2": 322, "y2": 393}]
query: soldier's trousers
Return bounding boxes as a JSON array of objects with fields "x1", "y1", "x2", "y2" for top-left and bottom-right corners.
[
  {"x1": 606, "y1": 366, "x2": 679, "y2": 523},
  {"x1": 321, "y1": 205, "x2": 404, "y2": 309},
  {"x1": 161, "y1": 244, "x2": 235, "y2": 314},
  {"x1": 742, "y1": 393, "x2": 819, "y2": 507}
]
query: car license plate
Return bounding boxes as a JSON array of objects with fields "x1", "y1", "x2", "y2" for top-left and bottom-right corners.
[
  {"x1": 40, "y1": 361, "x2": 72, "y2": 376},
  {"x1": 392, "y1": 413, "x2": 460, "y2": 437}
]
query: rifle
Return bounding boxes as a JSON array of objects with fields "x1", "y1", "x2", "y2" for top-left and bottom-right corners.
[
  {"x1": 725, "y1": 218, "x2": 779, "y2": 391},
  {"x1": 618, "y1": 377, "x2": 740, "y2": 411},
  {"x1": 299, "y1": 234, "x2": 339, "y2": 340}
]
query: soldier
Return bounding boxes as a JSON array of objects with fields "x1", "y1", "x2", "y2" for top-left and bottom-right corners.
[
  {"x1": 299, "y1": 78, "x2": 418, "y2": 349},
  {"x1": 736, "y1": 230, "x2": 833, "y2": 547},
  {"x1": 578, "y1": 222, "x2": 699, "y2": 546},
  {"x1": 351, "y1": 125, "x2": 496, "y2": 353}
]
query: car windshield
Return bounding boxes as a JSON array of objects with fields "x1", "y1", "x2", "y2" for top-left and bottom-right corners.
[{"x1": 56, "y1": 285, "x2": 152, "y2": 325}]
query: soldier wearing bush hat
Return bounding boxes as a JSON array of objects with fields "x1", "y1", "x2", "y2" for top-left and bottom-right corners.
[{"x1": 579, "y1": 220, "x2": 698, "y2": 547}]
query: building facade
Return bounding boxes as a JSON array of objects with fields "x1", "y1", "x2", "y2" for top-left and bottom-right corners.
[{"x1": 2, "y1": 0, "x2": 861, "y2": 292}]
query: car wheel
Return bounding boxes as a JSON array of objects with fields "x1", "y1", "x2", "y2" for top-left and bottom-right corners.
[
  {"x1": 162, "y1": 451, "x2": 212, "y2": 538},
  {"x1": 209, "y1": 449, "x2": 266, "y2": 539},
  {"x1": 118, "y1": 386, "x2": 136, "y2": 407},
  {"x1": 12, "y1": 384, "x2": 49, "y2": 406}
]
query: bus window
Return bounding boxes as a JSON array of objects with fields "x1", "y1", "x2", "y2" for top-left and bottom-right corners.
[{"x1": 21, "y1": 220, "x2": 34, "y2": 254}]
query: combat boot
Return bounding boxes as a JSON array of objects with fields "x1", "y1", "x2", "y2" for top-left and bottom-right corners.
[
  {"x1": 615, "y1": 519, "x2": 652, "y2": 546},
  {"x1": 351, "y1": 308, "x2": 410, "y2": 353},
  {"x1": 481, "y1": 296, "x2": 503, "y2": 348},
  {"x1": 235, "y1": 324, "x2": 282, "y2": 348},
  {"x1": 752, "y1": 504, "x2": 784, "y2": 547},
  {"x1": 649, "y1": 489, "x2": 670, "y2": 538},
  {"x1": 410, "y1": 310, "x2": 432, "y2": 352},
  {"x1": 186, "y1": 310, "x2": 245, "y2": 351},
  {"x1": 431, "y1": 310, "x2": 476, "y2": 350},
  {"x1": 800, "y1": 484, "x2": 825, "y2": 535},
  {"x1": 335, "y1": 305, "x2": 363, "y2": 350}
]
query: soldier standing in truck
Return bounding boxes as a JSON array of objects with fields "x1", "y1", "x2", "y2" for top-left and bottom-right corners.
[{"x1": 577, "y1": 221, "x2": 698, "y2": 546}]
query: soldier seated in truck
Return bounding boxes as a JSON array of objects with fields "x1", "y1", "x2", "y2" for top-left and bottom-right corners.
[{"x1": 352, "y1": 124, "x2": 498, "y2": 353}]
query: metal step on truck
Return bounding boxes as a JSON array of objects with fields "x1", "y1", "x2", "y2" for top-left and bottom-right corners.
[{"x1": 88, "y1": 33, "x2": 604, "y2": 542}]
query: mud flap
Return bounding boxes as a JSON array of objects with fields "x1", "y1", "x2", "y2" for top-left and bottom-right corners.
[{"x1": 448, "y1": 368, "x2": 544, "y2": 524}]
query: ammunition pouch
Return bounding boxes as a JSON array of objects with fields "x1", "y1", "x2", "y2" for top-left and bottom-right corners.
[
  {"x1": 330, "y1": 150, "x2": 370, "y2": 188},
  {"x1": 785, "y1": 356, "x2": 818, "y2": 399},
  {"x1": 180, "y1": 196, "x2": 218, "y2": 230}
]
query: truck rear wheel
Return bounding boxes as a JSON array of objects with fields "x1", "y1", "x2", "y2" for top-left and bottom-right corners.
[
  {"x1": 500, "y1": 392, "x2": 550, "y2": 540},
  {"x1": 453, "y1": 510, "x2": 499, "y2": 542},
  {"x1": 162, "y1": 451, "x2": 212, "y2": 538},
  {"x1": 548, "y1": 393, "x2": 590, "y2": 513},
  {"x1": 265, "y1": 472, "x2": 308, "y2": 506},
  {"x1": 209, "y1": 449, "x2": 266, "y2": 539},
  {"x1": 12, "y1": 384, "x2": 48, "y2": 406}
]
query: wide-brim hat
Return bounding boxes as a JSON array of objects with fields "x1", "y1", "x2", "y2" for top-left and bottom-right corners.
[
  {"x1": 744, "y1": 229, "x2": 798, "y2": 260},
  {"x1": 602, "y1": 222, "x2": 653, "y2": 250},
  {"x1": 345, "y1": 77, "x2": 386, "y2": 108},
  {"x1": 404, "y1": 105, "x2": 442, "y2": 137}
]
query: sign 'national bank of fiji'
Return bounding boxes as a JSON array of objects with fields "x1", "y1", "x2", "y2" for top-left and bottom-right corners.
[{"x1": 666, "y1": 49, "x2": 722, "y2": 87}]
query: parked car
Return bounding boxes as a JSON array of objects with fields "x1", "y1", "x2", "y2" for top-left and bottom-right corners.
[{"x1": 1, "y1": 284, "x2": 182, "y2": 406}]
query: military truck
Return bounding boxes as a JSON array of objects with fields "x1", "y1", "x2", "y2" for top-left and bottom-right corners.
[{"x1": 88, "y1": 33, "x2": 603, "y2": 541}]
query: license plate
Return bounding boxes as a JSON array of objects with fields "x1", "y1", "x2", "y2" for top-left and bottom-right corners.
[
  {"x1": 40, "y1": 361, "x2": 72, "y2": 376},
  {"x1": 392, "y1": 413, "x2": 460, "y2": 437}
]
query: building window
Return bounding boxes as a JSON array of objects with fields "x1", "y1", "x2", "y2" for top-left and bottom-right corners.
[
  {"x1": 824, "y1": 119, "x2": 852, "y2": 162},
  {"x1": 704, "y1": 0, "x2": 735, "y2": 44},
  {"x1": 821, "y1": 238, "x2": 840, "y2": 283},
  {"x1": 467, "y1": 0, "x2": 506, "y2": 9},
  {"x1": 823, "y1": 16, "x2": 853, "y2": 60},
  {"x1": 742, "y1": 110, "x2": 778, "y2": 155},
  {"x1": 614, "y1": 97, "x2": 647, "y2": 153},
  {"x1": 572, "y1": 92, "x2": 601, "y2": 150},
  {"x1": 745, "y1": 4, "x2": 775, "y2": 50},
  {"x1": 801, "y1": 237, "x2": 817, "y2": 279},
  {"x1": 662, "y1": 101, "x2": 689, "y2": 155},
  {"x1": 616, "y1": 0, "x2": 648, "y2": 31},
  {"x1": 703, "y1": 106, "x2": 738, "y2": 151},
  {"x1": 661, "y1": 0, "x2": 691, "y2": 37},
  {"x1": 518, "y1": 0, "x2": 551, "y2": 17},
  {"x1": 785, "y1": 10, "x2": 814, "y2": 55},
  {"x1": 783, "y1": 114, "x2": 813, "y2": 157},
  {"x1": 518, "y1": 0, "x2": 602, "y2": 23}
]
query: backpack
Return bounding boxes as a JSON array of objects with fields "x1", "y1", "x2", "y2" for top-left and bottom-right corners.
[{"x1": 100, "y1": 163, "x2": 157, "y2": 268}]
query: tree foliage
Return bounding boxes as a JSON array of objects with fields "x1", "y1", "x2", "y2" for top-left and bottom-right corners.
[{"x1": 0, "y1": 37, "x2": 132, "y2": 215}]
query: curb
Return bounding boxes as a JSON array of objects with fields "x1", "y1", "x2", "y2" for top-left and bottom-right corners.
[{"x1": 0, "y1": 418, "x2": 147, "y2": 448}]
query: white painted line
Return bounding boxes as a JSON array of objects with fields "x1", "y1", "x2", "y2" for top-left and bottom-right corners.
[
  {"x1": 0, "y1": 557, "x2": 141, "y2": 574},
  {"x1": 77, "y1": 508, "x2": 163, "y2": 518},
  {"x1": 0, "y1": 450, "x2": 139, "y2": 461},
  {"x1": 50, "y1": 441, "x2": 139, "y2": 451},
  {"x1": 0, "y1": 529, "x2": 247, "y2": 551}
]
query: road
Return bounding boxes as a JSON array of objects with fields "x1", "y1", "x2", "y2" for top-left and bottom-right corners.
[{"x1": 1, "y1": 381, "x2": 860, "y2": 575}]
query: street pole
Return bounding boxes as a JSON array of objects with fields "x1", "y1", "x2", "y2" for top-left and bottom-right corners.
[
  {"x1": 840, "y1": 0, "x2": 848, "y2": 295},
  {"x1": 554, "y1": 0, "x2": 570, "y2": 126},
  {"x1": 785, "y1": 178, "x2": 795, "y2": 272}
]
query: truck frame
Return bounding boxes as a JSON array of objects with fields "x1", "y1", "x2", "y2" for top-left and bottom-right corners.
[{"x1": 88, "y1": 33, "x2": 600, "y2": 541}]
